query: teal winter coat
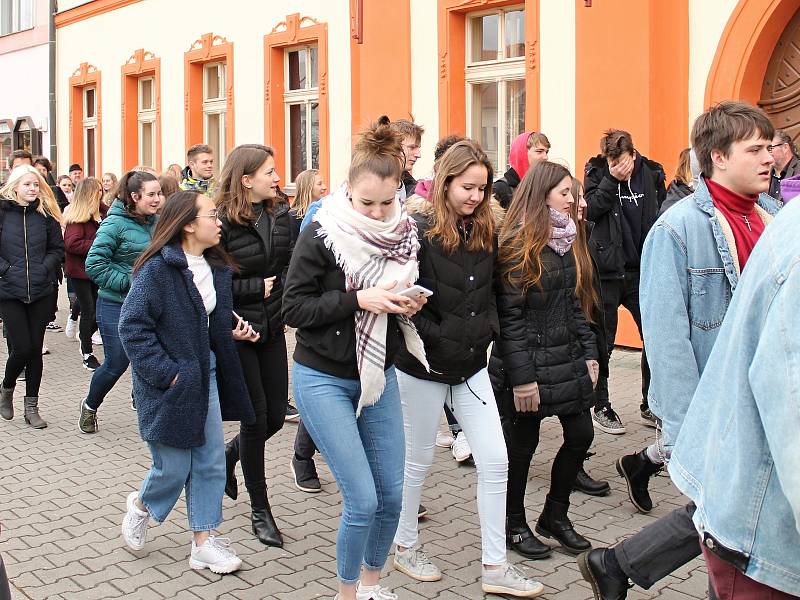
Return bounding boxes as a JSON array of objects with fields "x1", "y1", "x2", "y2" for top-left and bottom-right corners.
[{"x1": 85, "y1": 200, "x2": 156, "y2": 304}]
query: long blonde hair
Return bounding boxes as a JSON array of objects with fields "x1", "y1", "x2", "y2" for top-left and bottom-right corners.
[
  {"x1": 0, "y1": 165, "x2": 62, "y2": 221},
  {"x1": 64, "y1": 177, "x2": 102, "y2": 224},
  {"x1": 292, "y1": 169, "x2": 319, "y2": 218},
  {"x1": 427, "y1": 140, "x2": 494, "y2": 254}
]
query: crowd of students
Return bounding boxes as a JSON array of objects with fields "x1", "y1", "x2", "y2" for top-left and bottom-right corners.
[{"x1": 0, "y1": 98, "x2": 798, "y2": 600}]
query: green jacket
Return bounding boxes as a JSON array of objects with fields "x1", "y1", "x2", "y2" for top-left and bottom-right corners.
[{"x1": 85, "y1": 200, "x2": 156, "y2": 304}]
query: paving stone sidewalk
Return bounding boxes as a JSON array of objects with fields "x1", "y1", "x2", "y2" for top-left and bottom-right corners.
[{"x1": 0, "y1": 308, "x2": 708, "y2": 599}]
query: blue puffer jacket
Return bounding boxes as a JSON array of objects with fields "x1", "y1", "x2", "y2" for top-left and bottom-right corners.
[
  {"x1": 118, "y1": 244, "x2": 255, "y2": 449},
  {"x1": 0, "y1": 198, "x2": 64, "y2": 303},
  {"x1": 85, "y1": 200, "x2": 155, "y2": 304}
]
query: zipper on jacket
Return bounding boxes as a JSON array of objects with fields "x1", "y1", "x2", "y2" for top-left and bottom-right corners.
[{"x1": 23, "y1": 206, "x2": 31, "y2": 302}]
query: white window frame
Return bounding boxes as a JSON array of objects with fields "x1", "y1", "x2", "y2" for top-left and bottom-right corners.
[
  {"x1": 283, "y1": 44, "x2": 319, "y2": 187},
  {"x1": 82, "y1": 86, "x2": 98, "y2": 177},
  {"x1": 0, "y1": 0, "x2": 34, "y2": 36},
  {"x1": 464, "y1": 5, "x2": 526, "y2": 174},
  {"x1": 137, "y1": 76, "x2": 156, "y2": 168},
  {"x1": 202, "y1": 62, "x2": 227, "y2": 168}
]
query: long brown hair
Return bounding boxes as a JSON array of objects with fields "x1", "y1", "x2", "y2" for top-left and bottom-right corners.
[
  {"x1": 427, "y1": 140, "x2": 494, "y2": 254},
  {"x1": 215, "y1": 144, "x2": 275, "y2": 226},
  {"x1": 569, "y1": 177, "x2": 598, "y2": 323},
  {"x1": 498, "y1": 161, "x2": 571, "y2": 291},
  {"x1": 134, "y1": 191, "x2": 235, "y2": 274},
  {"x1": 64, "y1": 177, "x2": 102, "y2": 224}
]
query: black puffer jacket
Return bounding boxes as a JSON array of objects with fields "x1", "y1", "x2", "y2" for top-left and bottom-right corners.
[
  {"x1": 394, "y1": 198, "x2": 499, "y2": 384},
  {"x1": 496, "y1": 246, "x2": 599, "y2": 417},
  {"x1": 492, "y1": 167, "x2": 521, "y2": 210},
  {"x1": 220, "y1": 201, "x2": 292, "y2": 340},
  {"x1": 0, "y1": 199, "x2": 64, "y2": 303},
  {"x1": 584, "y1": 154, "x2": 666, "y2": 280},
  {"x1": 659, "y1": 179, "x2": 693, "y2": 215}
]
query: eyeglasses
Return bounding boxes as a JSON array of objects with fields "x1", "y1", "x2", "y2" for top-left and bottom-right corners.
[
  {"x1": 768, "y1": 143, "x2": 787, "y2": 153},
  {"x1": 196, "y1": 210, "x2": 218, "y2": 219}
]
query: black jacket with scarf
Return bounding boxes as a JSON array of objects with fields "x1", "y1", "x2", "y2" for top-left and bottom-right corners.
[
  {"x1": 219, "y1": 202, "x2": 292, "y2": 340},
  {"x1": 495, "y1": 246, "x2": 599, "y2": 417},
  {"x1": 282, "y1": 222, "x2": 402, "y2": 380},
  {"x1": 394, "y1": 198, "x2": 499, "y2": 384},
  {"x1": 584, "y1": 154, "x2": 666, "y2": 280}
]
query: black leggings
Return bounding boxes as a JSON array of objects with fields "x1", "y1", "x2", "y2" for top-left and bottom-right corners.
[
  {"x1": 507, "y1": 409, "x2": 594, "y2": 514},
  {"x1": 72, "y1": 278, "x2": 98, "y2": 355},
  {"x1": 0, "y1": 296, "x2": 52, "y2": 396},
  {"x1": 231, "y1": 331, "x2": 288, "y2": 493}
]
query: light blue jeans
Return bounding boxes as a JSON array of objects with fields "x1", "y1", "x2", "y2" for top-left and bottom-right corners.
[
  {"x1": 138, "y1": 353, "x2": 225, "y2": 531},
  {"x1": 292, "y1": 361, "x2": 404, "y2": 584}
]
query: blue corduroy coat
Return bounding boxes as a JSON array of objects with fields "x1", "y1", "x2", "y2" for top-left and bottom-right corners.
[{"x1": 119, "y1": 244, "x2": 255, "y2": 449}]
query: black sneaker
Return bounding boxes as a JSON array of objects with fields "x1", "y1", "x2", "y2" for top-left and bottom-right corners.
[
  {"x1": 82, "y1": 354, "x2": 101, "y2": 371},
  {"x1": 46, "y1": 321, "x2": 62, "y2": 332},
  {"x1": 417, "y1": 504, "x2": 428, "y2": 519},
  {"x1": 290, "y1": 456, "x2": 321, "y2": 493},
  {"x1": 640, "y1": 408, "x2": 657, "y2": 428},
  {"x1": 285, "y1": 402, "x2": 300, "y2": 423},
  {"x1": 592, "y1": 406, "x2": 626, "y2": 434},
  {"x1": 131, "y1": 394, "x2": 136, "y2": 411},
  {"x1": 616, "y1": 450, "x2": 663, "y2": 513}
]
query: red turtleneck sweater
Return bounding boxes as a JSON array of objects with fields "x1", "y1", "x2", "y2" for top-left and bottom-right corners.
[{"x1": 704, "y1": 177, "x2": 765, "y2": 270}]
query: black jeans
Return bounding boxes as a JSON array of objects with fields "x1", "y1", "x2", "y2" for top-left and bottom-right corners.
[
  {"x1": 507, "y1": 409, "x2": 594, "y2": 515},
  {"x1": 232, "y1": 331, "x2": 288, "y2": 493},
  {"x1": 596, "y1": 270, "x2": 651, "y2": 412},
  {"x1": 0, "y1": 295, "x2": 52, "y2": 396},
  {"x1": 294, "y1": 420, "x2": 317, "y2": 461},
  {"x1": 72, "y1": 278, "x2": 98, "y2": 355},
  {"x1": 615, "y1": 501, "x2": 716, "y2": 600}
]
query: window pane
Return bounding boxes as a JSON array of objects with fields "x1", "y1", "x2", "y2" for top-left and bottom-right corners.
[
  {"x1": 287, "y1": 49, "x2": 307, "y2": 90},
  {"x1": 205, "y1": 112, "x2": 223, "y2": 172},
  {"x1": 471, "y1": 82, "x2": 498, "y2": 169},
  {"x1": 85, "y1": 127, "x2": 96, "y2": 177},
  {"x1": 310, "y1": 46, "x2": 318, "y2": 87},
  {"x1": 140, "y1": 121, "x2": 153, "y2": 167},
  {"x1": 504, "y1": 10, "x2": 525, "y2": 58},
  {"x1": 140, "y1": 78, "x2": 153, "y2": 111},
  {"x1": 0, "y1": 132, "x2": 11, "y2": 183},
  {"x1": 205, "y1": 64, "x2": 224, "y2": 100},
  {"x1": 288, "y1": 103, "x2": 307, "y2": 181},
  {"x1": 85, "y1": 88, "x2": 95, "y2": 118},
  {"x1": 311, "y1": 102, "x2": 319, "y2": 169},
  {"x1": 470, "y1": 14, "x2": 499, "y2": 62},
  {"x1": 504, "y1": 79, "x2": 526, "y2": 165},
  {"x1": 19, "y1": 0, "x2": 32, "y2": 30}
]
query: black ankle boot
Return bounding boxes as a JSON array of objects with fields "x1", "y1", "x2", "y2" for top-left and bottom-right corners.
[
  {"x1": 616, "y1": 449, "x2": 662, "y2": 513},
  {"x1": 224, "y1": 438, "x2": 238, "y2": 500},
  {"x1": 249, "y1": 486, "x2": 283, "y2": 547},
  {"x1": 535, "y1": 496, "x2": 591, "y2": 555},
  {"x1": 506, "y1": 512, "x2": 552, "y2": 559},
  {"x1": 573, "y1": 453, "x2": 611, "y2": 497}
]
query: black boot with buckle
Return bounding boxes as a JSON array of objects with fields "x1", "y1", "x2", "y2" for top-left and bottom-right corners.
[
  {"x1": 536, "y1": 496, "x2": 591, "y2": 555},
  {"x1": 506, "y1": 511, "x2": 552, "y2": 559}
]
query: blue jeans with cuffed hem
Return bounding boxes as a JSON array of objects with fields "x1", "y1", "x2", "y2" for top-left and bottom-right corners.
[
  {"x1": 292, "y1": 361, "x2": 404, "y2": 584},
  {"x1": 85, "y1": 297, "x2": 130, "y2": 411},
  {"x1": 138, "y1": 353, "x2": 225, "y2": 531}
]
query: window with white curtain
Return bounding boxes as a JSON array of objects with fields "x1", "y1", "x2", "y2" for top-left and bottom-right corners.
[
  {"x1": 284, "y1": 45, "x2": 319, "y2": 184},
  {"x1": 0, "y1": 0, "x2": 34, "y2": 36}
]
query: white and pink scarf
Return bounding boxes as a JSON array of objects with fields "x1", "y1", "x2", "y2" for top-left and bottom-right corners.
[
  {"x1": 314, "y1": 186, "x2": 429, "y2": 415},
  {"x1": 547, "y1": 208, "x2": 577, "y2": 256}
]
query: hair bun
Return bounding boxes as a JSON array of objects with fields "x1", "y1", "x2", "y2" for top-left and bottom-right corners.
[{"x1": 376, "y1": 115, "x2": 391, "y2": 127}]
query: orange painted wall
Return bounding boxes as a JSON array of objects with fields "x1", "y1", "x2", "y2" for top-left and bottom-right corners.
[
  {"x1": 575, "y1": 0, "x2": 688, "y2": 179},
  {"x1": 350, "y1": 0, "x2": 412, "y2": 136}
]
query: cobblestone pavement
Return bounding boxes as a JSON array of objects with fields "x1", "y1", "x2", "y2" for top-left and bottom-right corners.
[{"x1": 0, "y1": 306, "x2": 709, "y2": 599}]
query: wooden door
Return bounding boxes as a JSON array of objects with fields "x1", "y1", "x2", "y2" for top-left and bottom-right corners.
[{"x1": 760, "y1": 8, "x2": 800, "y2": 142}]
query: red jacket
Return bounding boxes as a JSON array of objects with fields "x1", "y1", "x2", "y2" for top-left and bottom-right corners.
[{"x1": 64, "y1": 220, "x2": 100, "y2": 280}]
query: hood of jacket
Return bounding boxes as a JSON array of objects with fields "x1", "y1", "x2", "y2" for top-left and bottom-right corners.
[{"x1": 508, "y1": 131, "x2": 534, "y2": 181}]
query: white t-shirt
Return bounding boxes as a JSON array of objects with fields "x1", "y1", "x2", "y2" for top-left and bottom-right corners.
[{"x1": 185, "y1": 252, "x2": 217, "y2": 315}]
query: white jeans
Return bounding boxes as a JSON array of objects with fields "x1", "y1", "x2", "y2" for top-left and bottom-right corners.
[{"x1": 393, "y1": 368, "x2": 508, "y2": 565}]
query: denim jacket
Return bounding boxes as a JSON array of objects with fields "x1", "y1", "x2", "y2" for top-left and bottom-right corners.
[
  {"x1": 639, "y1": 178, "x2": 780, "y2": 450},
  {"x1": 668, "y1": 198, "x2": 800, "y2": 595}
]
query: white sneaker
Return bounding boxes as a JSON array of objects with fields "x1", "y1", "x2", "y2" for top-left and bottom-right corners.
[
  {"x1": 451, "y1": 431, "x2": 472, "y2": 462},
  {"x1": 394, "y1": 545, "x2": 442, "y2": 581},
  {"x1": 189, "y1": 536, "x2": 242, "y2": 574},
  {"x1": 482, "y1": 562, "x2": 545, "y2": 597},
  {"x1": 65, "y1": 318, "x2": 78, "y2": 339},
  {"x1": 121, "y1": 491, "x2": 149, "y2": 550},
  {"x1": 435, "y1": 429, "x2": 454, "y2": 448},
  {"x1": 356, "y1": 582, "x2": 397, "y2": 600},
  {"x1": 92, "y1": 331, "x2": 103, "y2": 345}
]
